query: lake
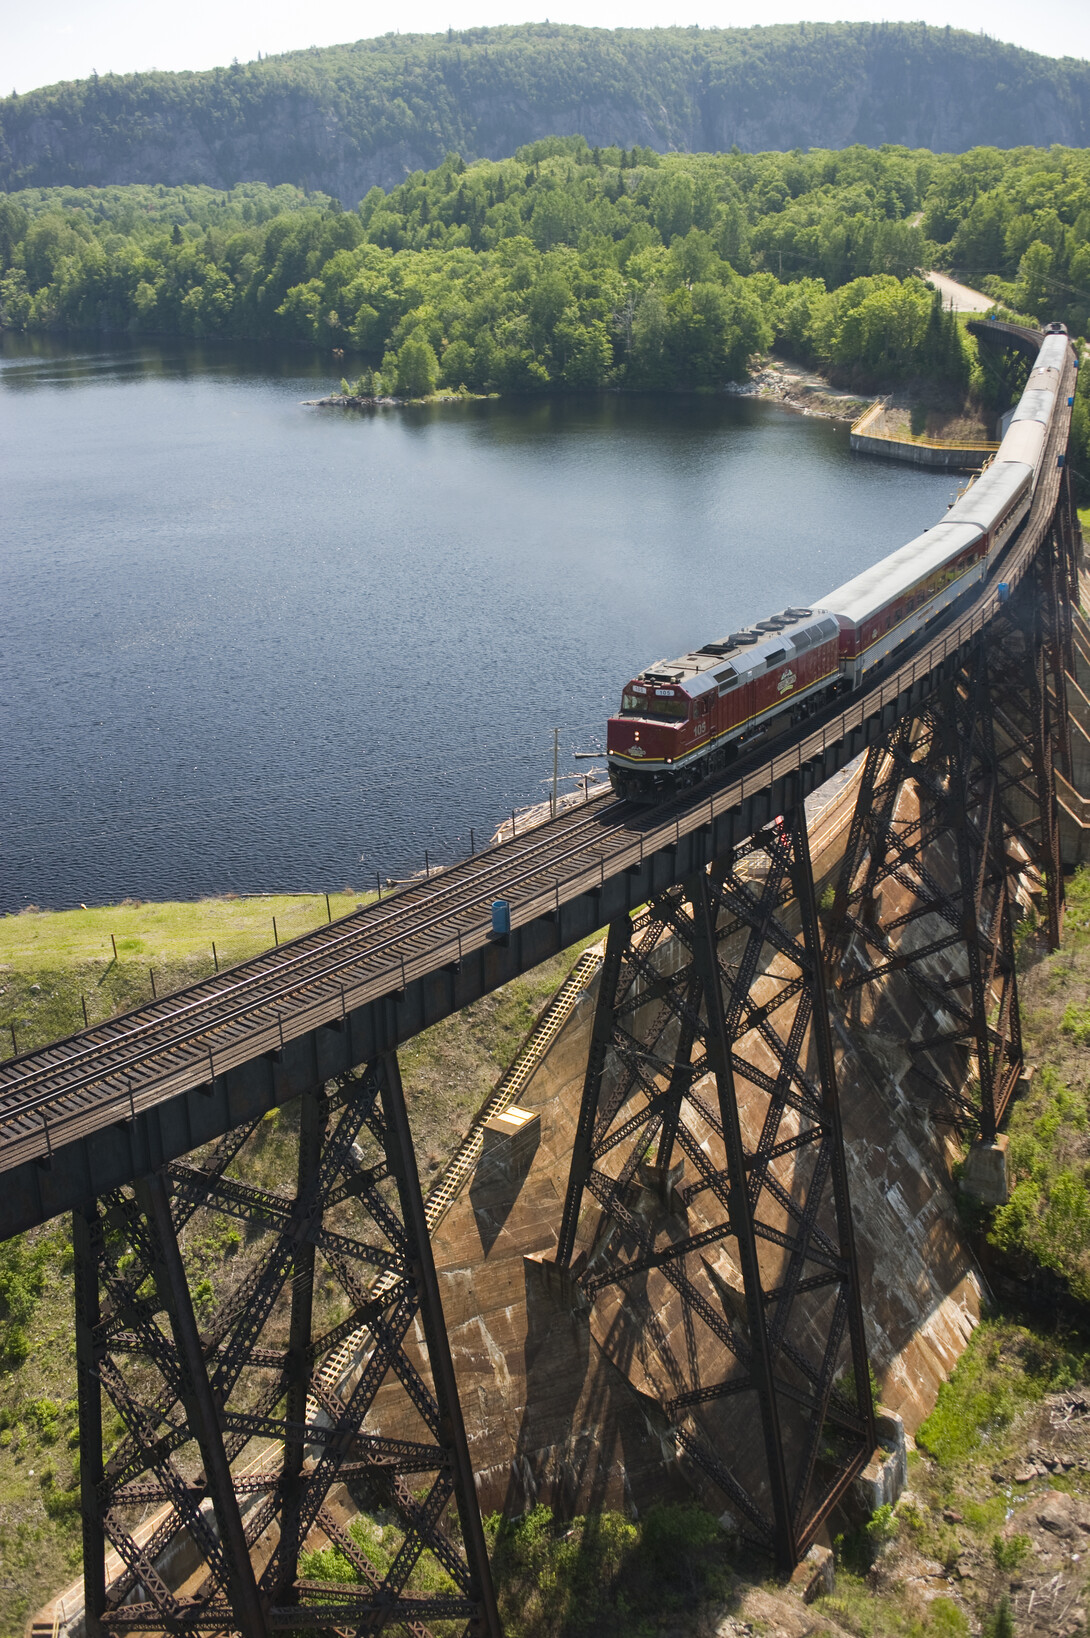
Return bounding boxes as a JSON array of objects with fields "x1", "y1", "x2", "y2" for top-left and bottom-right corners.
[{"x1": 0, "y1": 335, "x2": 962, "y2": 912}]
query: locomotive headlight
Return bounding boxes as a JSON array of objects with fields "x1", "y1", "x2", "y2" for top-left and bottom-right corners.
[{"x1": 633, "y1": 731, "x2": 640, "y2": 741}]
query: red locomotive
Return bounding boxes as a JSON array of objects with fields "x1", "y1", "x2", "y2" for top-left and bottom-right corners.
[{"x1": 607, "y1": 611, "x2": 841, "y2": 801}]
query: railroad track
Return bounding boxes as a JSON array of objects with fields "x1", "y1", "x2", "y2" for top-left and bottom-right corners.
[{"x1": 0, "y1": 339, "x2": 1075, "y2": 1176}]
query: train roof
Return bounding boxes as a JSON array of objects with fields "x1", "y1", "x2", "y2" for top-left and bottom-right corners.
[
  {"x1": 816, "y1": 521, "x2": 983, "y2": 627},
  {"x1": 635, "y1": 609, "x2": 840, "y2": 695},
  {"x1": 945, "y1": 459, "x2": 1033, "y2": 532},
  {"x1": 1011, "y1": 385, "x2": 1055, "y2": 426},
  {"x1": 1034, "y1": 333, "x2": 1068, "y2": 373},
  {"x1": 994, "y1": 423, "x2": 1043, "y2": 469}
]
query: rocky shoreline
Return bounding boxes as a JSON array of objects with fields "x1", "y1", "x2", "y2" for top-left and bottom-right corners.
[
  {"x1": 306, "y1": 357, "x2": 872, "y2": 419},
  {"x1": 305, "y1": 364, "x2": 868, "y2": 419},
  {"x1": 725, "y1": 357, "x2": 871, "y2": 422},
  {"x1": 305, "y1": 392, "x2": 454, "y2": 409}
]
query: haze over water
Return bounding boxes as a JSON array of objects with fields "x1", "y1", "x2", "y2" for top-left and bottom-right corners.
[{"x1": 1, "y1": 336, "x2": 962, "y2": 912}]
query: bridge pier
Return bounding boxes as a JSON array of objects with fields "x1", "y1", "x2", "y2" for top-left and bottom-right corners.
[
  {"x1": 72, "y1": 1057, "x2": 501, "y2": 1637},
  {"x1": 827, "y1": 660, "x2": 1023, "y2": 1139},
  {"x1": 553, "y1": 808, "x2": 875, "y2": 1571}
]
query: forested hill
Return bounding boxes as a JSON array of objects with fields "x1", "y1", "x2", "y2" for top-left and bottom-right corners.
[{"x1": 3, "y1": 22, "x2": 1090, "y2": 204}]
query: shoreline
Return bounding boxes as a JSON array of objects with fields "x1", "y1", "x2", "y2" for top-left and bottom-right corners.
[
  {"x1": 303, "y1": 388, "x2": 495, "y2": 409},
  {"x1": 725, "y1": 356, "x2": 872, "y2": 422},
  {"x1": 304, "y1": 360, "x2": 872, "y2": 420}
]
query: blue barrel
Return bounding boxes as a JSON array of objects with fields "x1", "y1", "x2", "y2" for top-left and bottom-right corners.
[
  {"x1": 491, "y1": 899, "x2": 511, "y2": 939},
  {"x1": 998, "y1": 583, "x2": 1010, "y2": 603}
]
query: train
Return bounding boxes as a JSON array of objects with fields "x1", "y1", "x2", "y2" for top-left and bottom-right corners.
[{"x1": 606, "y1": 325, "x2": 1071, "y2": 802}]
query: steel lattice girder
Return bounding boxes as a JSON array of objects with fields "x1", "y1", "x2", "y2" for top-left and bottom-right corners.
[
  {"x1": 556, "y1": 809, "x2": 875, "y2": 1572},
  {"x1": 73, "y1": 1054, "x2": 501, "y2": 1638},
  {"x1": 982, "y1": 585, "x2": 1065, "y2": 953},
  {"x1": 826, "y1": 657, "x2": 1023, "y2": 1138}
]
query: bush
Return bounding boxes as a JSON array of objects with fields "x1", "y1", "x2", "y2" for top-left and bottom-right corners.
[
  {"x1": 928, "y1": 1599, "x2": 970, "y2": 1637},
  {"x1": 835, "y1": 1503, "x2": 897, "y2": 1573},
  {"x1": 489, "y1": 1501, "x2": 732, "y2": 1636},
  {"x1": 984, "y1": 1595, "x2": 1015, "y2": 1638},
  {"x1": 298, "y1": 1544, "x2": 359, "y2": 1584},
  {"x1": 0, "y1": 1234, "x2": 51, "y2": 1367},
  {"x1": 24, "y1": 1397, "x2": 61, "y2": 1443},
  {"x1": 917, "y1": 1322, "x2": 1085, "y2": 1465},
  {"x1": 992, "y1": 1532, "x2": 1030, "y2": 1572}
]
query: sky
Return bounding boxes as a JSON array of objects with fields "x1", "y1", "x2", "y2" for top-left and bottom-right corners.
[{"x1": 4, "y1": 0, "x2": 1089, "y2": 95}]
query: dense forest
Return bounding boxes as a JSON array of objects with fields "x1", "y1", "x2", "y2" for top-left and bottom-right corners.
[
  {"x1": 1, "y1": 137, "x2": 1088, "y2": 487},
  {"x1": 3, "y1": 24, "x2": 1090, "y2": 202}
]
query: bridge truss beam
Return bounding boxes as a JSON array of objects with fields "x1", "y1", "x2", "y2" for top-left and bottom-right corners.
[
  {"x1": 826, "y1": 666, "x2": 1020, "y2": 1137},
  {"x1": 555, "y1": 807, "x2": 875, "y2": 1572},
  {"x1": 825, "y1": 551, "x2": 1079, "y2": 1139},
  {"x1": 73, "y1": 1056, "x2": 501, "y2": 1638}
]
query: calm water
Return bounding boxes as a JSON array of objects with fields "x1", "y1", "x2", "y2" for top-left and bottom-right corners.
[{"x1": 1, "y1": 335, "x2": 962, "y2": 912}]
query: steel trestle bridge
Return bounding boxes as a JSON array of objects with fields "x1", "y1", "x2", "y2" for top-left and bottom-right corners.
[{"x1": 0, "y1": 319, "x2": 1081, "y2": 1634}]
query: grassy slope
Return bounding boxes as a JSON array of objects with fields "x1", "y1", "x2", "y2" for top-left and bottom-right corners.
[
  {"x1": 0, "y1": 892, "x2": 373, "y2": 1058},
  {"x1": 985, "y1": 866, "x2": 1090, "y2": 1297},
  {"x1": 0, "y1": 897, "x2": 600, "y2": 1637},
  {"x1": 812, "y1": 1319, "x2": 1090, "y2": 1638},
  {"x1": 804, "y1": 860, "x2": 1090, "y2": 1636},
  {"x1": 0, "y1": 1223, "x2": 80, "y2": 1638}
]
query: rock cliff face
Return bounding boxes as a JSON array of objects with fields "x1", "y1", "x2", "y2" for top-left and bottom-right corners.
[{"x1": 2, "y1": 22, "x2": 1089, "y2": 205}]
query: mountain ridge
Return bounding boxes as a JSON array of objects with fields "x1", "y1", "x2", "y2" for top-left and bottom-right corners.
[{"x1": 3, "y1": 22, "x2": 1090, "y2": 204}]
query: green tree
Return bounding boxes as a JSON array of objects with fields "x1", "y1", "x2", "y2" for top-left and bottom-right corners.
[
  {"x1": 1015, "y1": 239, "x2": 1055, "y2": 318},
  {"x1": 395, "y1": 331, "x2": 440, "y2": 396}
]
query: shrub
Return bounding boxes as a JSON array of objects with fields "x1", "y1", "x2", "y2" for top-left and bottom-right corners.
[
  {"x1": 992, "y1": 1532, "x2": 1030, "y2": 1572},
  {"x1": 489, "y1": 1501, "x2": 731, "y2": 1636},
  {"x1": 928, "y1": 1598, "x2": 970, "y2": 1637},
  {"x1": 984, "y1": 1595, "x2": 1015, "y2": 1638},
  {"x1": 0, "y1": 1234, "x2": 51, "y2": 1366},
  {"x1": 24, "y1": 1397, "x2": 61, "y2": 1442},
  {"x1": 836, "y1": 1502, "x2": 897, "y2": 1572},
  {"x1": 917, "y1": 1322, "x2": 1084, "y2": 1465},
  {"x1": 298, "y1": 1544, "x2": 358, "y2": 1585}
]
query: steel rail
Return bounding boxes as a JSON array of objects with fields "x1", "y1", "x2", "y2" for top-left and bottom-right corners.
[
  {"x1": 0, "y1": 809, "x2": 623, "y2": 1129},
  {"x1": 0, "y1": 789, "x2": 624, "y2": 1101},
  {"x1": 0, "y1": 340, "x2": 1075, "y2": 1175}
]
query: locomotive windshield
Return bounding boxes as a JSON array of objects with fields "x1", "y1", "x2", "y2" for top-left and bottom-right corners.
[{"x1": 621, "y1": 691, "x2": 689, "y2": 720}]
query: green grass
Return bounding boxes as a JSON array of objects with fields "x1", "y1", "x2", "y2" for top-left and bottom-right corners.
[
  {"x1": 819, "y1": 1577, "x2": 969, "y2": 1638},
  {"x1": 979, "y1": 866, "x2": 1090, "y2": 1296},
  {"x1": 916, "y1": 1319, "x2": 1087, "y2": 1465},
  {"x1": 0, "y1": 890, "x2": 373, "y2": 1058},
  {"x1": 1078, "y1": 504, "x2": 1090, "y2": 539},
  {"x1": 0, "y1": 1224, "x2": 83, "y2": 1638},
  {"x1": 489, "y1": 1503, "x2": 736, "y2": 1638}
]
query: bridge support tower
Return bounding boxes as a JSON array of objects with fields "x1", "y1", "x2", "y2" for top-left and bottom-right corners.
[
  {"x1": 554, "y1": 806, "x2": 876, "y2": 1571},
  {"x1": 72, "y1": 1056, "x2": 502, "y2": 1637}
]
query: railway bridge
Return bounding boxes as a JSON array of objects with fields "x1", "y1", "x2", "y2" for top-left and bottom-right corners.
[{"x1": 0, "y1": 319, "x2": 1082, "y2": 1637}]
